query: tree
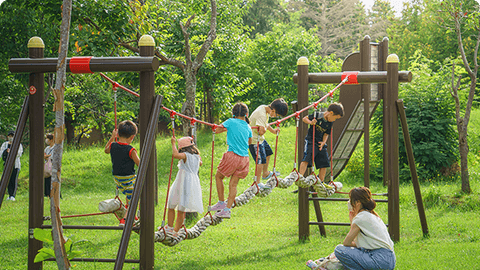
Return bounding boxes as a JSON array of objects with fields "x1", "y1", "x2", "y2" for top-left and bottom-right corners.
[
  {"x1": 49, "y1": 1, "x2": 73, "y2": 268},
  {"x1": 440, "y1": 0, "x2": 480, "y2": 193},
  {"x1": 242, "y1": 0, "x2": 289, "y2": 38},
  {"x1": 289, "y1": 0, "x2": 369, "y2": 58},
  {"x1": 366, "y1": 0, "x2": 394, "y2": 42}
]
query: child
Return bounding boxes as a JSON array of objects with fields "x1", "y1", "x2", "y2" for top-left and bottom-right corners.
[
  {"x1": 210, "y1": 103, "x2": 252, "y2": 219},
  {"x1": 299, "y1": 102, "x2": 344, "y2": 182},
  {"x1": 162, "y1": 136, "x2": 203, "y2": 237},
  {"x1": 249, "y1": 98, "x2": 288, "y2": 189},
  {"x1": 104, "y1": 120, "x2": 140, "y2": 226}
]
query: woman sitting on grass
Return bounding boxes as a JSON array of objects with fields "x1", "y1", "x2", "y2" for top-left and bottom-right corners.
[{"x1": 334, "y1": 187, "x2": 396, "y2": 270}]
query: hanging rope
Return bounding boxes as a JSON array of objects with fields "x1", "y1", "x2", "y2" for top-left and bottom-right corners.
[
  {"x1": 206, "y1": 124, "x2": 218, "y2": 217},
  {"x1": 160, "y1": 113, "x2": 177, "y2": 232}
]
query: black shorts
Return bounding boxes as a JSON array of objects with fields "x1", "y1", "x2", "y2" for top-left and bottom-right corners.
[
  {"x1": 301, "y1": 139, "x2": 330, "y2": 169},
  {"x1": 249, "y1": 140, "x2": 274, "y2": 164}
]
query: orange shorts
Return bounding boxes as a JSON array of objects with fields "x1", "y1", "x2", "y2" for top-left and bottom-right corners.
[{"x1": 217, "y1": 151, "x2": 250, "y2": 179}]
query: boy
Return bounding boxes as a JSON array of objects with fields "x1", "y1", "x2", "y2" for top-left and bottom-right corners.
[
  {"x1": 104, "y1": 120, "x2": 140, "y2": 226},
  {"x1": 299, "y1": 102, "x2": 344, "y2": 182},
  {"x1": 249, "y1": 98, "x2": 288, "y2": 189}
]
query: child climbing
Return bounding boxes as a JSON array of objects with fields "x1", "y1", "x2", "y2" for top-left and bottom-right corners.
[
  {"x1": 211, "y1": 102, "x2": 252, "y2": 219},
  {"x1": 162, "y1": 136, "x2": 203, "y2": 237},
  {"x1": 104, "y1": 120, "x2": 140, "y2": 226},
  {"x1": 299, "y1": 102, "x2": 344, "y2": 182},
  {"x1": 249, "y1": 98, "x2": 289, "y2": 189}
]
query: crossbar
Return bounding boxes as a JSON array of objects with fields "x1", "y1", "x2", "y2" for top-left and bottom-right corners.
[
  {"x1": 9, "y1": 57, "x2": 159, "y2": 73},
  {"x1": 292, "y1": 71, "x2": 412, "y2": 84}
]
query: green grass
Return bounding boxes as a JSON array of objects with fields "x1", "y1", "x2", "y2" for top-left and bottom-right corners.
[{"x1": 1, "y1": 123, "x2": 480, "y2": 269}]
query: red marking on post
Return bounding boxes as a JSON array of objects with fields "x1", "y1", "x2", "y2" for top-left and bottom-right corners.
[
  {"x1": 70, "y1": 57, "x2": 93, "y2": 74},
  {"x1": 29, "y1": 85, "x2": 36, "y2": 95},
  {"x1": 341, "y1": 72, "x2": 359, "y2": 84}
]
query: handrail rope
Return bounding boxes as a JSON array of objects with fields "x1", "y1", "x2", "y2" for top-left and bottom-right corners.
[
  {"x1": 158, "y1": 76, "x2": 350, "y2": 131},
  {"x1": 161, "y1": 115, "x2": 176, "y2": 229},
  {"x1": 99, "y1": 72, "x2": 140, "y2": 97}
]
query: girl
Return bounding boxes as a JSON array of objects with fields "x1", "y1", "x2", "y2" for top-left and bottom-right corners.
[
  {"x1": 44, "y1": 133, "x2": 54, "y2": 197},
  {"x1": 210, "y1": 103, "x2": 252, "y2": 219},
  {"x1": 334, "y1": 187, "x2": 396, "y2": 270},
  {"x1": 164, "y1": 136, "x2": 203, "y2": 236}
]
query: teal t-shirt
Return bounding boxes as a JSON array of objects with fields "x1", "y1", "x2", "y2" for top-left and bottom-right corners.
[{"x1": 222, "y1": 118, "x2": 252, "y2": 157}]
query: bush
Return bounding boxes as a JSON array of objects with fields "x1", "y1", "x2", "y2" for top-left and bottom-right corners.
[{"x1": 370, "y1": 51, "x2": 458, "y2": 182}]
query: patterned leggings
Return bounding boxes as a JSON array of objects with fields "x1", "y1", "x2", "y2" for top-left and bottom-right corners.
[{"x1": 113, "y1": 175, "x2": 136, "y2": 202}]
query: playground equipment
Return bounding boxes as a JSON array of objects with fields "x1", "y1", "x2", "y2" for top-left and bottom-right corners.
[
  {"x1": 4, "y1": 35, "x2": 161, "y2": 270},
  {"x1": 294, "y1": 36, "x2": 428, "y2": 242}
]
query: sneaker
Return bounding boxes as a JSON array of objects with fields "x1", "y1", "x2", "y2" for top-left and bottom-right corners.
[
  {"x1": 262, "y1": 171, "x2": 274, "y2": 180},
  {"x1": 306, "y1": 260, "x2": 319, "y2": 269},
  {"x1": 210, "y1": 201, "x2": 226, "y2": 211},
  {"x1": 5, "y1": 196, "x2": 11, "y2": 201},
  {"x1": 274, "y1": 169, "x2": 281, "y2": 176},
  {"x1": 9, "y1": 196, "x2": 15, "y2": 202},
  {"x1": 257, "y1": 182, "x2": 271, "y2": 190},
  {"x1": 215, "y1": 208, "x2": 231, "y2": 219},
  {"x1": 119, "y1": 218, "x2": 126, "y2": 227}
]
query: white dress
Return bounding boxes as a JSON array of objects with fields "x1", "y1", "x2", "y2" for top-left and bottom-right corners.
[{"x1": 167, "y1": 153, "x2": 203, "y2": 213}]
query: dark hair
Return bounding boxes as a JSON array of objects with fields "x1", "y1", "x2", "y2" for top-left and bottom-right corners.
[
  {"x1": 46, "y1": 133, "x2": 54, "y2": 140},
  {"x1": 349, "y1": 187, "x2": 379, "y2": 217},
  {"x1": 179, "y1": 145, "x2": 200, "y2": 155},
  {"x1": 7, "y1": 131, "x2": 14, "y2": 136},
  {"x1": 270, "y1": 98, "x2": 288, "y2": 117},
  {"x1": 232, "y1": 102, "x2": 250, "y2": 124},
  {"x1": 118, "y1": 120, "x2": 137, "y2": 138},
  {"x1": 327, "y1": 102, "x2": 344, "y2": 117}
]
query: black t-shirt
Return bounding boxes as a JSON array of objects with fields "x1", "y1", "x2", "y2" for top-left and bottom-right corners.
[
  {"x1": 305, "y1": 112, "x2": 333, "y2": 144},
  {"x1": 110, "y1": 142, "x2": 136, "y2": 176}
]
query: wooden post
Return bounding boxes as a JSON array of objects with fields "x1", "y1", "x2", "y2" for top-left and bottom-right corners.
[
  {"x1": 380, "y1": 37, "x2": 389, "y2": 187},
  {"x1": 360, "y1": 36, "x2": 371, "y2": 187},
  {"x1": 297, "y1": 57, "x2": 309, "y2": 241},
  {"x1": 27, "y1": 36, "x2": 45, "y2": 270},
  {"x1": 396, "y1": 100, "x2": 429, "y2": 237},
  {"x1": 386, "y1": 54, "x2": 400, "y2": 241},
  {"x1": 139, "y1": 34, "x2": 156, "y2": 269}
]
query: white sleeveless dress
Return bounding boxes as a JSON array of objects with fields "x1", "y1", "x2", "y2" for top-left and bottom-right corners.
[{"x1": 168, "y1": 153, "x2": 203, "y2": 213}]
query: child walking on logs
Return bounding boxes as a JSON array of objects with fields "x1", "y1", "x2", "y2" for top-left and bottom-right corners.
[
  {"x1": 162, "y1": 136, "x2": 203, "y2": 237},
  {"x1": 299, "y1": 102, "x2": 344, "y2": 182},
  {"x1": 211, "y1": 103, "x2": 252, "y2": 219},
  {"x1": 104, "y1": 120, "x2": 140, "y2": 226},
  {"x1": 249, "y1": 98, "x2": 289, "y2": 189}
]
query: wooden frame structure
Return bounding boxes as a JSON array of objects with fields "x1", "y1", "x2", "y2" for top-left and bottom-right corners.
[
  {"x1": 2, "y1": 35, "x2": 161, "y2": 269},
  {"x1": 295, "y1": 36, "x2": 428, "y2": 242}
]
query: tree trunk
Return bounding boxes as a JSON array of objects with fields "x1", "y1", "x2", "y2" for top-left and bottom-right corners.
[
  {"x1": 182, "y1": 65, "x2": 197, "y2": 136},
  {"x1": 458, "y1": 128, "x2": 471, "y2": 193},
  {"x1": 50, "y1": 0, "x2": 73, "y2": 269}
]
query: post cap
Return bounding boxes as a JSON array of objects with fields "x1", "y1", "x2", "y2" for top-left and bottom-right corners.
[
  {"x1": 297, "y1": 57, "x2": 309, "y2": 66},
  {"x1": 27, "y1": 37, "x2": 45, "y2": 48},
  {"x1": 386, "y1": 54, "x2": 399, "y2": 64},
  {"x1": 139, "y1": 35, "x2": 155, "y2": 47}
]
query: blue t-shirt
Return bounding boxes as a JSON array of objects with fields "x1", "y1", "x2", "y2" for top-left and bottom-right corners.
[{"x1": 222, "y1": 118, "x2": 252, "y2": 157}]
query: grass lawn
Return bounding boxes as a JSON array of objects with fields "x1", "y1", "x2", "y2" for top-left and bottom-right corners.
[{"x1": 1, "y1": 122, "x2": 479, "y2": 269}]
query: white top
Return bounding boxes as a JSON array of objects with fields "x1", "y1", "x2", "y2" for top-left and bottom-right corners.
[
  {"x1": 45, "y1": 145, "x2": 54, "y2": 157},
  {"x1": 168, "y1": 153, "x2": 203, "y2": 213},
  {"x1": 1, "y1": 142, "x2": 23, "y2": 169},
  {"x1": 249, "y1": 105, "x2": 269, "y2": 143},
  {"x1": 352, "y1": 211, "x2": 394, "y2": 251}
]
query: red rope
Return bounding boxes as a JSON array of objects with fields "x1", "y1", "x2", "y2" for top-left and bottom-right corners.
[
  {"x1": 99, "y1": 72, "x2": 140, "y2": 97},
  {"x1": 207, "y1": 125, "x2": 218, "y2": 212},
  {"x1": 162, "y1": 116, "x2": 176, "y2": 227}
]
